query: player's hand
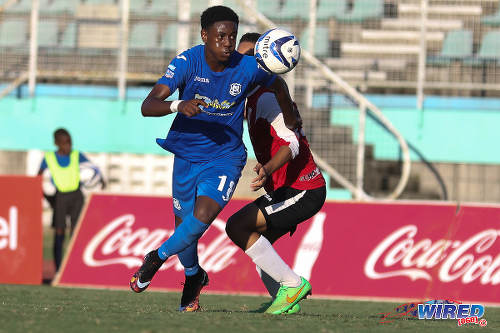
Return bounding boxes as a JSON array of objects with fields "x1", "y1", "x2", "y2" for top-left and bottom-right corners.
[
  {"x1": 251, "y1": 163, "x2": 269, "y2": 191},
  {"x1": 178, "y1": 99, "x2": 208, "y2": 117}
]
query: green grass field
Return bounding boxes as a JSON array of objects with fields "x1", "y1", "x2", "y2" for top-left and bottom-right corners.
[{"x1": 1, "y1": 285, "x2": 498, "y2": 333}]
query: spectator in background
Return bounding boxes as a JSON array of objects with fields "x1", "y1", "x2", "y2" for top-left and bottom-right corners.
[{"x1": 38, "y1": 128, "x2": 105, "y2": 272}]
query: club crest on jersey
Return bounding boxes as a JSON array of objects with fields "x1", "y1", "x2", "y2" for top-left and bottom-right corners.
[
  {"x1": 165, "y1": 69, "x2": 174, "y2": 78},
  {"x1": 229, "y1": 83, "x2": 242, "y2": 96}
]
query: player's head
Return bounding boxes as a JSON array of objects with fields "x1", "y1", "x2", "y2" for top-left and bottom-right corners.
[
  {"x1": 200, "y1": 6, "x2": 239, "y2": 63},
  {"x1": 54, "y1": 128, "x2": 72, "y2": 155},
  {"x1": 237, "y1": 32, "x2": 261, "y2": 56}
]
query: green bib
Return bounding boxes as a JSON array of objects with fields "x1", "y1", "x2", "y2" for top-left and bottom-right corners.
[{"x1": 45, "y1": 150, "x2": 80, "y2": 193}]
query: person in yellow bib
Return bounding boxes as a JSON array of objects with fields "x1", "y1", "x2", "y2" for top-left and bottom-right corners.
[{"x1": 38, "y1": 128, "x2": 105, "y2": 272}]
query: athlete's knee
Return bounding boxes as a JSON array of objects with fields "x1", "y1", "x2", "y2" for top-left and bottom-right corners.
[
  {"x1": 225, "y1": 215, "x2": 239, "y2": 240},
  {"x1": 193, "y1": 197, "x2": 222, "y2": 223}
]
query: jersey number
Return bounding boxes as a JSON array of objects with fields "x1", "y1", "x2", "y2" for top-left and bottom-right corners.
[{"x1": 217, "y1": 175, "x2": 227, "y2": 191}]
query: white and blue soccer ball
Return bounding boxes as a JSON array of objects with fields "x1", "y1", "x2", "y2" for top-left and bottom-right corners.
[{"x1": 254, "y1": 28, "x2": 301, "y2": 74}]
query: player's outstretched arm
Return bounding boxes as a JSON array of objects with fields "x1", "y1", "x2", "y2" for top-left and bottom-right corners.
[
  {"x1": 267, "y1": 76, "x2": 300, "y2": 129},
  {"x1": 142, "y1": 84, "x2": 208, "y2": 117}
]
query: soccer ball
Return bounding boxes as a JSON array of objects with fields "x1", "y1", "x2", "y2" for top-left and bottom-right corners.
[{"x1": 254, "y1": 28, "x2": 301, "y2": 74}]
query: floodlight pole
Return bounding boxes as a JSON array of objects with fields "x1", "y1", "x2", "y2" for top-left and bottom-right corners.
[
  {"x1": 304, "y1": 0, "x2": 318, "y2": 109},
  {"x1": 118, "y1": 0, "x2": 130, "y2": 100},
  {"x1": 417, "y1": 0, "x2": 428, "y2": 110},
  {"x1": 177, "y1": 0, "x2": 191, "y2": 54},
  {"x1": 28, "y1": 0, "x2": 40, "y2": 97}
]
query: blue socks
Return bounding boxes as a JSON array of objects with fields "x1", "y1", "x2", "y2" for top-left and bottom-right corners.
[
  {"x1": 158, "y1": 214, "x2": 209, "y2": 262},
  {"x1": 177, "y1": 241, "x2": 200, "y2": 276}
]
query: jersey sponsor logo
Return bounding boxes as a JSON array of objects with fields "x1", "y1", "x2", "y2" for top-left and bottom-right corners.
[
  {"x1": 229, "y1": 83, "x2": 242, "y2": 96},
  {"x1": 194, "y1": 93, "x2": 236, "y2": 114},
  {"x1": 299, "y1": 167, "x2": 321, "y2": 182},
  {"x1": 176, "y1": 55, "x2": 187, "y2": 61},
  {"x1": 194, "y1": 76, "x2": 210, "y2": 83},
  {"x1": 173, "y1": 198, "x2": 181, "y2": 210},
  {"x1": 165, "y1": 69, "x2": 175, "y2": 78}
]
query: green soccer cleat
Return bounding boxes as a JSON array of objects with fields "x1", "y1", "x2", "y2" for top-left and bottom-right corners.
[
  {"x1": 265, "y1": 277, "x2": 311, "y2": 315},
  {"x1": 285, "y1": 303, "x2": 301, "y2": 314}
]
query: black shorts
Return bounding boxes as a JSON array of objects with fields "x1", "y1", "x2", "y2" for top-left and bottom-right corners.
[
  {"x1": 51, "y1": 189, "x2": 84, "y2": 230},
  {"x1": 254, "y1": 186, "x2": 326, "y2": 235}
]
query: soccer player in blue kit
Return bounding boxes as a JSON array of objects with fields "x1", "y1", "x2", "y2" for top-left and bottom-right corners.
[{"x1": 130, "y1": 6, "x2": 298, "y2": 312}]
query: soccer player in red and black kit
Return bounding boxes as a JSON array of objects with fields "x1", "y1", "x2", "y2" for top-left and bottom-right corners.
[{"x1": 225, "y1": 33, "x2": 326, "y2": 315}]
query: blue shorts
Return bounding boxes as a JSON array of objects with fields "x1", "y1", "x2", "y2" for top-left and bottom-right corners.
[{"x1": 172, "y1": 155, "x2": 246, "y2": 218}]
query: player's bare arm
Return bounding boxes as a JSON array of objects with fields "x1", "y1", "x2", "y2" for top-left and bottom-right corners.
[
  {"x1": 251, "y1": 146, "x2": 293, "y2": 191},
  {"x1": 141, "y1": 84, "x2": 208, "y2": 117},
  {"x1": 267, "y1": 76, "x2": 300, "y2": 129}
]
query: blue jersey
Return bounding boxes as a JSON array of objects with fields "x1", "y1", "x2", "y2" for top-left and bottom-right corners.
[{"x1": 156, "y1": 45, "x2": 276, "y2": 162}]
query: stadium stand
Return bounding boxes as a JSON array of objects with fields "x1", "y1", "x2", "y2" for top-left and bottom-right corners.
[
  {"x1": 38, "y1": 20, "x2": 59, "y2": 48},
  {"x1": 427, "y1": 29, "x2": 473, "y2": 65},
  {"x1": 60, "y1": 23, "x2": 76, "y2": 48},
  {"x1": 336, "y1": 0, "x2": 384, "y2": 23},
  {"x1": 3, "y1": 0, "x2": 31, "y2": 13},
  {"x1": 129, "y1": 22, "x2": 158, "y2": 50},
  {"x1": 481, "y1": 4, "x2": 500, "y2": 25},
  {"x1": 300, "y1": 26, "x2": 331, "y2": 57},
  {"x1": 0, "y1": 18, "x2": 27, "y2": 47},
  {"x1": 40, "y1": 0, "x2": 79, "y2": 15},
  {"x1": 191, "y1": 0, "x2": 209, "y2": 17},
  {"x1": 477, "y1": 30, "x2": 500, "y2": 60},
  {"x1": 268, "y1": 0, "x2": 308, "y2": 21},
  {"x1": 161, "y1": 24, "x2": 178, "y2": 53},
  {"x1": 316, "y1": 0, "x2": 348, "y2": 21}
]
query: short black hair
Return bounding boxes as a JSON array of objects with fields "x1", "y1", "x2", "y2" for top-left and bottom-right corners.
[
  {"x1": 54, "y1": 128, "x2": 70, "y2": 140},
  {"x1": 200, "y1": 6, "x2": 239, "y2": 30},
  {"x1": 239, "y1": 32, "x2": 261, "y2": 45}
]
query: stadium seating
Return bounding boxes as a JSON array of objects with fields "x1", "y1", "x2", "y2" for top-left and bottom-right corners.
[
  {"x1": 300, "y1": 26, "x2": 330, "y2": 57},
  {"x1": 222, "y1": 0, "x2": 245, "y2": 15},
  {"x1": 131, "y1": 0, "x2": 177, "y2": 18},
  {"x1": 257, "y1": 0, "x2": 280, "y2": 14},
  {"x1": 335, "y1": 0, "x2": 384, "y2": 23},
  {"x1": 161, "y1": 24, "x2": 177, "y2": 52},
  {"x1": 85, "y1": 0, "x2": 116, "y2": 4},
  {"x1": 316, "y1": 0, "x2": 348, "y2": 21},
  {"x1": 268, "y1": 0, "x2": 307, "y2": 21},
  {"x1": 40, "y1": 0, "x2": 79, "y2": 15},
  {"x1": 60, "y1": 23, "x2": 76, "y2": 48},
  {"x1": 129, "y1": 22, "x2": 158, "y2": 50},
  {"x1": 191, "y1": 0, "x2": 208, "y2": 18},
  {"x1": 477, "y1": 30, "x2": 500, "y2": 61},
  {"x1": 0, "y1": 19, "x2": 27, "y2": 47},
  {"x1": 481, "y1": 6, "x2": 500, "y2": 26},
  {"x1": 3, "y1": 0, "x2": 31, "y2": 13},
  {"x1": 38, "y1": 20, "x2": 59, "y2": 48},
  {"x1": 427, "y1": 29, "x2": 473, "y2": 65}
]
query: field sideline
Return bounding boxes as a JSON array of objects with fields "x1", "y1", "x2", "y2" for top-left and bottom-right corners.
[{"x1": 1, "y1": 285, "x2": 498, "y2": 333}]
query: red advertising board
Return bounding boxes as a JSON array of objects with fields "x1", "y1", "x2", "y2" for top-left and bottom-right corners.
[
  {"x1": 0, "y1": 175, "x2": 42, "y2": 285},
  {"x1": 55, "y1": 194, "x2": 500, "y2": 305}
]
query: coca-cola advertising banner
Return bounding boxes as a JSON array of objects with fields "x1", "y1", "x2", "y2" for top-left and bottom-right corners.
[
  {"x1": 54, "y1": 194, "x2": 499, "y2": 305},
  {"x1": 0, "y1": 175, "x2": 42, "y2": 285}
]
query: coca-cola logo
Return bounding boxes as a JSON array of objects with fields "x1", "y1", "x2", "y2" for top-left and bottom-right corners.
[
  {"x1": 364, "y1": 225, "x2": 500, "y2": 285},
  {"x1": 82, "y1": 214, "x2": 239, "y2": 273}
]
